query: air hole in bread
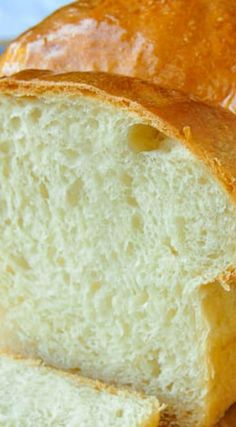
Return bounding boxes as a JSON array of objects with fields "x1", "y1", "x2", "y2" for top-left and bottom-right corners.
[
  {"x1": 116, "y1": 409, "x2": 124, "y2": 418},
  {"x1": 126, "y1": 242, "x2": 135, "y2": 256},
  {"x1": 2, "y1": 158, "x2": 10, "y2": 178},
  {"x1": 86, "y1": 118, "x2": 99, "y2": 130},
  {"x1": 6, "y1": 265, "x2": 15, "y2": 275},
  {"x1": 149, "y1": 359, "x2": 160, "y2": 376},
  {"x1": 0, "y1": 142, "x2": 10, "y2": 154},
  {"x1": 57, "y1": 257, "x2": 65, "y2": 267},
  {"x1": 121, "y1": 173, "x2": 132, "y2": 186},
  {"x1": 126, "y1": 195, "x2": 138, "y2": 208},
  {"x1": 90, "y1": 282, "x2": 102, "y2": 293},
  {"x1": 132, "y1": 213, "x2": 143, "y2": 231},
  {"x1": 17, "y1": 217, "x2": 23, "y2": 228},
  {"x1": 29, "y1": 108, "x2": 42, "y2": 124},
  {"x1": 67, "y1": 178, "x2": 83, "y2": 207},
  {"x1": 198, "y1": 176, "x2": 208, "y2": 186},
  {"x1": 11, "y1": 255, "x2": 30, "y2": 271},
  {"x1": 167, "y1": 382, "x2": 174, "y2": 392},
  {"x1": 39, "y1": 182, "x2": 49, "y2": 199},
  {"x1": 10, "y1": 116, "x2": 21, "y2": 131},
  {"x1": 166, "y1": 308, "x2": 177, "y2": 323},
  {"x1": 63, "y1": 149, "x2": 80, "y2": 164},
  {"x1": 63, "y1": 272, "x2": 70, "y2": 284},
  {"x1": 128, "y1": 124, "x2": 165, "y2": 153}
]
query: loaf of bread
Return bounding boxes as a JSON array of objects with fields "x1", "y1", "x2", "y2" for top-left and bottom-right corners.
[
  {"x1": 0, "y1": 354, "x2": 161, "y2": 426},
  {"x1": 0, "y1": 0, "x2": 235, "y2": 112},
  {"x1": 0, "y1": 70, "x2": 236, "y2": 426}
]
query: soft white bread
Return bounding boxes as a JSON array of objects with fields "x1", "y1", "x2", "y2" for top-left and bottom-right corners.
[
  {"x1": 0, "y1": 354, "x2": 161, "y2": 426},
  {"x1": 0, "y1": 70, "x2": 236, "y2": 426}
]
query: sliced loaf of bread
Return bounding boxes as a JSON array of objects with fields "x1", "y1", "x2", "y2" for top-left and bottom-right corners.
[
  {"x1": 0, "y1": 354, "x2": 160, "y2": 426},
  {"x1": 0, "y1": 70, "x2": 236, "y2": 426}
]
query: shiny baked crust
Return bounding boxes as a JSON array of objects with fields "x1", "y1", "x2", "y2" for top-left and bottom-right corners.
[
  {"x1": 0, "y1": 0, "x2": 235, "y2": 112},
  {"x1": 1, "y1": 69, "x2": 236, "y2": 202}
]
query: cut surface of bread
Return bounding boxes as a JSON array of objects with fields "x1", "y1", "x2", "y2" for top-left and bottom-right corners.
[
  {"x1": 0, "y1": 354, "x2": 160, "y2": 426},
  {"x1": 0, "y1": 0, "x2": 235, "y2": 112},
  {"x1": 0, "y1": 71, "x2": 236, "y2": 426}
]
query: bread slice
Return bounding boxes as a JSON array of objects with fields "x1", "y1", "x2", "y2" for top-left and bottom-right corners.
[
  {"x1": 0, "y1": 70, "x2": 236, "y2": 426},
  {"x1": 0, "y1": 0, "x2": 235, "y2": 112},
  {"x1": 0, "y1": 354, "x2": 160, "y2": 426}
]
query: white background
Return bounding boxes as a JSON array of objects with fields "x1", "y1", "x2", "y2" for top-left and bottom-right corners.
[{"x1": 0, "y1": 0, "x2": 69, "y2": 39}]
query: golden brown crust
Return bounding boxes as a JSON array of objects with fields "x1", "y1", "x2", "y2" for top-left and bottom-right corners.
[
  {"x1": 210, "y1": 267, "x2": 236, "y2": 290},
  {"x1": 0, "y1": 0, "x2": 235, "y2": 112},
  {"x1": 0, "y1": 352, "x2": 161, "y2": 426},
  {"x1": 218, "y1": 404, "x2": 236, "y2": 427},
  {"x1": 1, "y1": 70, "x2": 236, "y2": 204}
]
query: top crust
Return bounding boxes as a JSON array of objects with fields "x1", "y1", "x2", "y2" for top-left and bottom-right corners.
[
  {"x1": 0, "y1": 70, "x2": 236, "y2": 203},
  {"x1": 0, "y1": 0, "x2": 235, "y2": 112}
]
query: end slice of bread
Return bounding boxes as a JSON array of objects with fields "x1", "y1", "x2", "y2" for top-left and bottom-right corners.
[{"x1": 0, "y1": 354, "x2": 161, "y2": 427}]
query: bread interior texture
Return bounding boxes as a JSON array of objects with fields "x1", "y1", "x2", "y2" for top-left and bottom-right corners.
[{"x1": 0, "y1": 94, "x2": 236, "y2": 426}]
